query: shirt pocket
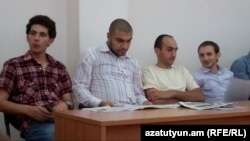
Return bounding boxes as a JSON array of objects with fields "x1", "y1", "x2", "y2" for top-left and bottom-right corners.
[
  {"x1": 47, "y1": 78, "x2": 63, "y2": 97},
  {"x1": 203, "y1": 79, "x2": 218, "y2": 90},
  {"x1": 15, "y1": 79, "x2": 39, "y2": 104}
]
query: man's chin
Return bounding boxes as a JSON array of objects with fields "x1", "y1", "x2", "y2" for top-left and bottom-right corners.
[
  {"x1": 117, "y1": 52, "x2": 126, "y2": 57},
  {"x1": 203, "y1": 64, "x2": 211, "y2": 68}
]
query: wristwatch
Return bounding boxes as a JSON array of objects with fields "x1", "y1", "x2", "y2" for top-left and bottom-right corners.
[{"x1": 65, "y1": 101, "x2": 73, "y2": 110}]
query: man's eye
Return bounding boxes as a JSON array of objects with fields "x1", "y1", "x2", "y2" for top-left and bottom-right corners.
[
  {"x1": 167, "y1": 48, "x2": 173, "y2": 51},
  {"x1": 40, "y1": 33, "x2": 47, "y2": 37},
  {"x1": 207, "y1": 53, "x2": 212, "y2": 56},
  {"x1": 167, "y1": 48, "x2": 177, "y2": 52},
  {"x1": 166, "y1": 47, "x2": 178, "y2": 52},
  {"x1": 30, "y1": 32, "x2": 36, "y2": 35},
  {"x1": 126, "y1": 40, "x2": 131, "y2": 43}
]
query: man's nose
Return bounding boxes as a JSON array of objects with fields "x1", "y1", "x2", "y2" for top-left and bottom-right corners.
[
  {"x1": 121, "y1": 42, "x2": 129, "y2": 49},
  {"x1": 34, "y1": 34, "x2": 40, "y2": 40},
  {"x1": 171, "y1": 50, "x2": 177, "y2": 56}
]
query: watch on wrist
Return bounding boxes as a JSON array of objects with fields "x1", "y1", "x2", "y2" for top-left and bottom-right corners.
[{"x1": 65, "y1": 101, "x2": 73, "y2": 110}]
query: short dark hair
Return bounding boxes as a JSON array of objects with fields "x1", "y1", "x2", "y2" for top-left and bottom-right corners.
[
  {"x1": 154, "y1": 34, "x2": 173, "y2": 49},
  {"x1": 109, "y1": 18, "x2": 133, "y2": 34},
  {"x1": 198, "y1": 41, "x2": 220, "y2": 54},
  {"x1": 26, "y1": 15, "x2": 56, "y2": 39}
]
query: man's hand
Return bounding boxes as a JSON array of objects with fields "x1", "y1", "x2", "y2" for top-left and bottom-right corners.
[
  {"x1": 146, "y1": 89, "x2": 178, "y2": 101},
  {"x1": 53, "y1": 101, "x2": 68, "y2": 112},
  {"x1": 26, "y1": 106, "x2": 53, "y2": 121},
  {"x1": 146, "y1": 89, "x2": 165, "y2": 100},
  {"x1": 99, "y1": 101, "x2": 114, "y2": 107},
  {"x1": 142, "y1": 101, "x2": 153, "y2": 105}
]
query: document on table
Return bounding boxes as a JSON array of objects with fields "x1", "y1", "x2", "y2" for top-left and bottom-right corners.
[
  {"x1": 81, "y1": 103, "x2": 180, "y2": 112},
  {"x1": 179, "y1": 101, "x2": 235, "y2": 110}
]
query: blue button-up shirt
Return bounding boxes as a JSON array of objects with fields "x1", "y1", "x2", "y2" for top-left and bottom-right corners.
[
  {"x1": 193, "y1": 66, "x2": 233, "y2": 102},
  {"x1": 231, "y1": 52, "x2": 250, "y2": 80}
]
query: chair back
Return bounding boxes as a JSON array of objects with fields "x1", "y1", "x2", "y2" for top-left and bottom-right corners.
[
  {"x1": 3, "y1": 113, "x2": 19, "y2": 137},
  {"x1": 4, "y1": 113, "x2": 11, "y2": 137}
]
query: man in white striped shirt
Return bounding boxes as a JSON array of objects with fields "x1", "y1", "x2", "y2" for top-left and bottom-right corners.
[{"x1": 72, "y1": 19, "x2": 152, "y2": 108}]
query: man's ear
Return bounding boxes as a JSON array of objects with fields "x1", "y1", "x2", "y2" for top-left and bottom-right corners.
[
  {"x1": 48, "y1": 39, "x2": 54, "y2": 46},
  {"x1": 154, "y1": 48, "x2": 160, "y2": 55},
  {"x1": 217, "y1": 52, "x2": 221, "y2": 59},
  {"x1": 107, "y1": 32, "x2": 110, "y2": 39}
]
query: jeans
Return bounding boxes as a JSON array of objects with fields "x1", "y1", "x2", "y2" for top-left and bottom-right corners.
[{"x1": 22, "y1": 122, "x2": 54, "y2": 141}]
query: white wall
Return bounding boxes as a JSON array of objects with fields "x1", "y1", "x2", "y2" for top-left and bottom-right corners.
[
  {"x1": 79, "y1": 0, "x2": 129, "y2": 51},
  {"x1": 0, "y1": 0, "x2": 68, "y2": 69},
  {"x1": 66, "y1": 0, "x2": 80, "y2": 78},
  {"x1": 79, "y1": 0, "x2": 250, "y2": 72}
]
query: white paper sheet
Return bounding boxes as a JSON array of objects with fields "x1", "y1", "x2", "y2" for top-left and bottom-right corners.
[{"x1": 81, "y1": 103, "x2": 180, "y2": 112}]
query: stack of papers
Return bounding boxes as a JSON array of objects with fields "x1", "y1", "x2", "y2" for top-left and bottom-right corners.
[
  {"x1": 81, "y1": 103, "x2": 180, "y2": 112},
  {"x1": 179, "y1": 102, "x2": 234, "y2": 110}
]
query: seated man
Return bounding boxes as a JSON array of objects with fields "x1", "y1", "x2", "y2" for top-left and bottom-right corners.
[
  {"x1": 0, "y1": 15, "x2": 74, "y2": 141},
  {"x1": 142, "y1": 34, "x2": 205, "y2": 104},
  {"x1": 72, "y1": 18, "x2": 152, "y2": 107},
  {"x1": 230, "y1": 50, "x2": 250, "y2": 80},
  {"x1": 193, "y1": 41, "x2": 233, "y2": 102}
]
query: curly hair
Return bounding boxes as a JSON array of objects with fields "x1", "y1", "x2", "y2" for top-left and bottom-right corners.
[{"x1": 26, "y1": 15, "x2": 56, "y2": 39}]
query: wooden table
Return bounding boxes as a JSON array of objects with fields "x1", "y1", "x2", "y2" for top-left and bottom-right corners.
[{"x1": 55, "y1": 101, "x2": 250, "y2": 141}]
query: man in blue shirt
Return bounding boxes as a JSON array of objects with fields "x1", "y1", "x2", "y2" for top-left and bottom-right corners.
[
  {"x1": 193, "y1": 41, "x2": 233, "y2": 102},
  {"x1": 230, "y1": 50, "x2": 250, "y2": 80}
]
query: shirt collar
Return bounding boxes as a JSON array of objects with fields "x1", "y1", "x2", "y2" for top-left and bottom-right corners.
[
  {"x1": 201, "y1": 65, "x2": 224, "y2": 74},
  {"x1": 23, "y1": 51, "x2": 57, "y2": 65}
]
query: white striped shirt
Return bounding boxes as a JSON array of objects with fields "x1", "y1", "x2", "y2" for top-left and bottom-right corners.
[{"x1": 72, "y1": 43, "x2": 147, "y2": 107}]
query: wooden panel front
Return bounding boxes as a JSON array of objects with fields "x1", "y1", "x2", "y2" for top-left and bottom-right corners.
[
  {"x1": 55, "y1": 101, "x2": 250, "y2": 141},
  {"x1": 106, "y1": 125, "x2": 140, "y2": 141},
  {"x1": 55, "y1": 116, "x2": 103, "y2": 141},
  {"x1": 152, "y1": 115, "x2": 250, "y2": 125}
]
